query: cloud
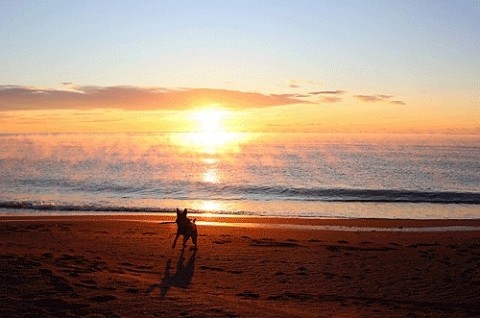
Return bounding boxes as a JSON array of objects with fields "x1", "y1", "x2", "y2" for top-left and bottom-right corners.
[
  {"x1": 287, "y1": 79, "x2": 322, "y2": 89},
  {"x1": 376, "y1": 94, "x2": 393, "y2": 99},
  {"x1": 1, "y1": 85, "x2": 407, "y2": 111},
  {"x1": 354, "y1": 95, "x2": 387, "y2": 102},
  {"x1": 320, "y1": 96, "x2": 343, "y2": 103},
  {"x1": 271, "y1": 93, "x2": 311, "y2": 98},
  {"x1": 309, "y1": 90, "x2": 345, "y2": 95},
  {"x1": 288, "y1": 80, "x2": 300, "y2": 88},
  {"x1": 354, "y1": 94, "x2": 406, "y2": 105},
  {"x1": 354, "y1": 94, "x2": 390, "y2": 102},
  {"x1": 0, "y1": 85, "x2": 311, "y2": 111}
]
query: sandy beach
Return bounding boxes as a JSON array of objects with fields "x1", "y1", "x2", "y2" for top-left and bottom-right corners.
[{"x1": 1, "y1": 215, "x2": 480, "y2": 318}]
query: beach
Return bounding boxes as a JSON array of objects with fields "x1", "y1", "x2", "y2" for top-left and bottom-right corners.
[{"x1": 1, "y1": 215, "x2": 480, "y2": 317}]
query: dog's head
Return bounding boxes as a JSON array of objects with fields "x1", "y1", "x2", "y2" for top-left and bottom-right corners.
[{"x1": 176, "y1": 208, "x2": 188, "y2": 220}]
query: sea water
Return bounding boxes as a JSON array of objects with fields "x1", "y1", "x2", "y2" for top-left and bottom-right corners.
[{"x1": 0, "y1": 132, "x2": 479, "y2": 219}]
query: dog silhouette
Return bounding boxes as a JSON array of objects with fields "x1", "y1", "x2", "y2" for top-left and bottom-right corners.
[{"x1": 172, "y1": 208, "x2": 198, "y2": 250}]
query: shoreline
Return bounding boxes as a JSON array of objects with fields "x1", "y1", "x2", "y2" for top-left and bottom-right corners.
[
  {"x1": 2, "y1": 213, "x2": 480, "y2": 230},
  {"x1": 2, "y1": 197, "x2": 480, "y2": 220},
  {"x1": 2, "y1": 215, "x2": 480, "y2": 317}
]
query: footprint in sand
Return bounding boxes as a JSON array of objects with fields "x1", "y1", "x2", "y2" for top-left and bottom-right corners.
[
  {"x1": 89, "y1": 295, "x2": 118, "y2": 303},
  {"x1": 250, "y1": 239, "x2": 303, "y2": 248},
  {"x1": 236, "y1": 291, "x2": 260, "y2": 299},
  {"x1": 213, "y1": 239, "x2": 232, "y2": 244}
]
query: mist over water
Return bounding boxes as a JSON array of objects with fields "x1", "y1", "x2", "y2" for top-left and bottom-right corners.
[{"x1": 0, "y1": 133, "x2": 479, "y2": 219}]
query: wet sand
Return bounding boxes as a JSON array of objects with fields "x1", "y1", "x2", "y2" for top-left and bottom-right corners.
[{"x1": 1, "y1": 215, "x2": 480, "y2": 317}]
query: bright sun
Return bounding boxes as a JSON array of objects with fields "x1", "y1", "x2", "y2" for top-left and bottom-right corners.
[
  {"x1": 194, "y1": 108, "x2": 226, "y2": 133},
  {"x1": 171, "y1": 106, "x2": 250, "y2": 155}
]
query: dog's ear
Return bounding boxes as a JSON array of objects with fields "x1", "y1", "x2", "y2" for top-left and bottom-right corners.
[{"x1": 184, "y1": 208, "x2": 188, "y2": 216}]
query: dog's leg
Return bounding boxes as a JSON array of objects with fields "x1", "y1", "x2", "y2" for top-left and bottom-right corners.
[
  {"x1": 182, "y1": 234, "x2": 190, "y2": 249},
  {"x1": 191, "y1": 231, "x2": 198, "y2": 249},
  {"x1": 191, "y1": 223, "x2": 198, "y2": 249},
  {"x1": 172, "y1": 232, "x2": 180, "y2": 249}
]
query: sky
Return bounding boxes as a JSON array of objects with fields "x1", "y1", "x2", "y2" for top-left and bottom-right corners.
[{"x1": 0, "y1": 0, "x2": 479, "y2": 134}]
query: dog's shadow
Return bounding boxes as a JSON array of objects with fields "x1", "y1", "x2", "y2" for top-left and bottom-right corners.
[{"x1": 147, "y1": 248, "x2": 197, "y2": 298}]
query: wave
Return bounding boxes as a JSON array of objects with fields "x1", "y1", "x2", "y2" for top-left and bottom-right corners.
[
  {"x1": 253, "y1": 187, "x2": 480, "y2": 204},
  {"x1": 0, "y1": 188, "x2": 479, "y2": 214},
  {"x1": 205, "y1": 185, "x2": 480, "y2": 204},
  {"x1": 0, "y1": 201, "x2": 174, "y2": 213}
]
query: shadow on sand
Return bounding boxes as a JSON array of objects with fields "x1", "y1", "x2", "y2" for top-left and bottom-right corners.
[{"x1": 146, "y1": 248, "x2": 197, "y2": 298}]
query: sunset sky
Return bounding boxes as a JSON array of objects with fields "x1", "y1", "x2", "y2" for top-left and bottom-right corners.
[{"x1": 1, "y1": 1, "x2": 479, "y2": 134}]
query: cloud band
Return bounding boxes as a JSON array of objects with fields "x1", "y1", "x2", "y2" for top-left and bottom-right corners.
[{"x1": 0, "y1": 85, "x2": 310, "y2": 111}]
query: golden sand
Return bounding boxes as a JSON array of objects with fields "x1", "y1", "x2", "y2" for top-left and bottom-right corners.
[{"x1": 1, "y1": 215, "x2": 479, "y2": 317}]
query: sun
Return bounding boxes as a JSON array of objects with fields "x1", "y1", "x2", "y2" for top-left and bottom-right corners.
[
  {"x1": 170, "y1": 106, "x2": 251, "y2": 155},
  {"x1": 194, "y1": 108, "x2": 226, "y2": 133}
]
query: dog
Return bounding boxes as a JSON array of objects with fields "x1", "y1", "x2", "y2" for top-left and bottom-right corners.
[{"x1": 172, "y1": 208, "x2": 198, "y2": 250}]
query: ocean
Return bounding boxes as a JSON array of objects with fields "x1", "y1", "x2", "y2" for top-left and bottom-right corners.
[{"x1": 0, "y1": 132, "x2": 479, "y2": 219}]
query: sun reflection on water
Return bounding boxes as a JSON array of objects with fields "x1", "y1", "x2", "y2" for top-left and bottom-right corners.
[
  {"x1": 203, "y1": 168, "x2": 219, "y2": 183},
  {"x1": 171, "y1": 132, "x2": 251, "y2": 155},
  {"x1": 198, "y1": 200, "x2": 224, "y2": 212},
  {"x1": 202, "y1": 157, "x2": 218, "y2": 165}
]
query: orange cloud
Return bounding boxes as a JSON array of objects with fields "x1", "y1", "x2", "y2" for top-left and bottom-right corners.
[
  {"x1": 309, "y1": 90, "x2": 345, "y2": 95},
  {"x1": 305, "y1": 90, "x2": 345, "y2": 103},
  {"x1": 320, "y1": 96, "x2": 343, "y2": 103},
  {"x1": 354, "y1": 94, "x2": 405, "y2": 105},
  {"x1": 0, "y1": 85, "x2": 311, "y2": 111},
  {"x1": 354, "y1": 94, "x2": 389, "y2": 102}
]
